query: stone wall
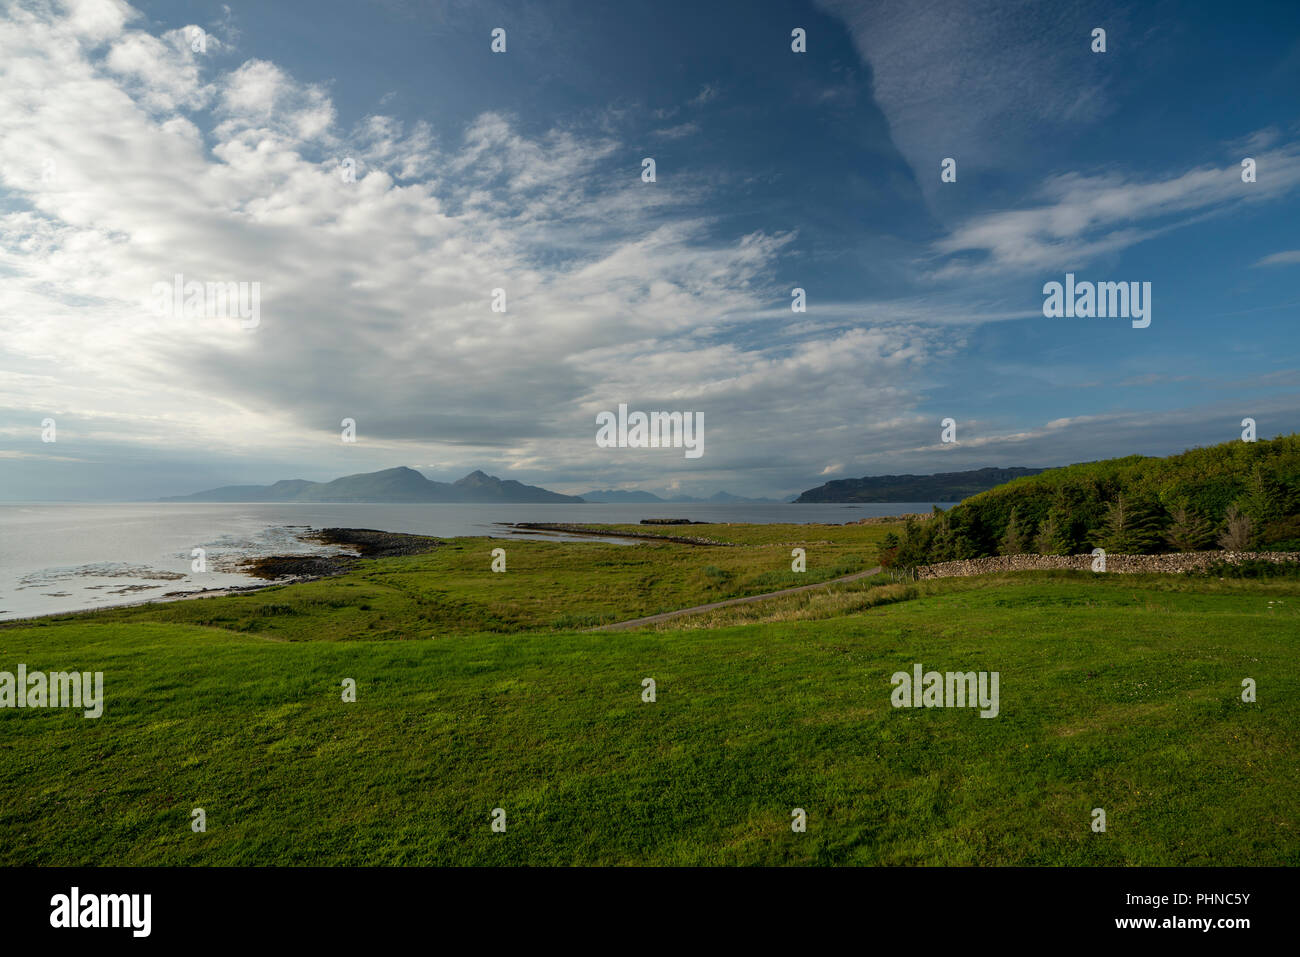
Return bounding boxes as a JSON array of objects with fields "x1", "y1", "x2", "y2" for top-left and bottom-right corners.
[{"x1": 915, "y1": 551, "x2": 1300, "y2": 580}]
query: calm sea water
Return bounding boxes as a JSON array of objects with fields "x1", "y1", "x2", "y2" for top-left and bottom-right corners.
[{"x1": 0, "y1": 501, "x2": 947, "y2": 621}]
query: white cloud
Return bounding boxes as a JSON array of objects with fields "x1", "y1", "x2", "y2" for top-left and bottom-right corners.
[
  {"x1": 60, "y1": 0, "x2": 136, "y2": 44},
  {"x1": 105, "y1": 28, "x2": 213, "y2": 112},
  {"x1": 0, "y1": 0, "x2": 958, "y2": 495},
  {"x1": 1254, "y1": 249, "x2": 1300, "y2": 267},
  {"x1": 651, "y1": 122, "x2": 698, "y2": 140},
  {"x1": 689, "y1": 84, "x2": 718, "y2": 107},
  {"x1": 818, "y1": 0, "x2": 1115, "y2": 193},
  {"x1": 931, "y1": 143, "x2": 1300, "y2": 277},
  {"x1": 217, "y1": 59, "x2": 335, "y2": 142},
  {"x1": 0, "y1": 449, "x2": 85, "y2": 461}
]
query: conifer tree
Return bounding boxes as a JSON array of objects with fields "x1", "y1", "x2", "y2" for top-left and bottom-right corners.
[
  {"x1": 1097, "y1": 494, "x2": 1165, "y2": 554},
  {"x1": 1165, "y1": 503, "x2": 1213, "y2": 552},
  {"x1": 1000, "y1": 506, "x2": 1031, "y2": 555},
  {"x1": 1033, "y1": 512, "x2": 1069, "y2": 555},
  {"x1": 1237, "y1": 466, "x2": 1279, "y2": 526}
]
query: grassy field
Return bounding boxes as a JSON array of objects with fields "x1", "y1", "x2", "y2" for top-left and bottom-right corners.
[
  {"x1": 35, "y1": 521, "x2": 891, "y2": 639},
  {"x1": 1, "y1": 522, "x2": 1296, "y2": 865}
]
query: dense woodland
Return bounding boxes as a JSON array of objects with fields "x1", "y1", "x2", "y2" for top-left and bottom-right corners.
[{"x1": 881, "y1": 434, "x2": 1300, "y2": 568}]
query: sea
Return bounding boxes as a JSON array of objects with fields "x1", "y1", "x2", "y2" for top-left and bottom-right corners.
[{"x1": 0, "y1": 501, "x2": 948, "y2": 621}]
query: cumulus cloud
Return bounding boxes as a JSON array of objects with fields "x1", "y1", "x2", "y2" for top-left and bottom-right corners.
[
  {"x1": 7, "y1": 1, "x2": 1287, "y2": 501},
  {"x1": 0, "y1": 0, "x2": 953, "y2": 497}
]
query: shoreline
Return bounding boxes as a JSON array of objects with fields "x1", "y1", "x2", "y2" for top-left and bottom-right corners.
[
  {"x1": 0, "y1": 527, "x2": 442, "y2": 627},
  {"x1": 0, "y1": 576, "x2": 322, "y2": 626},
  {"x1": 0, "y1": 515, "x2": 925, "y2": 625}
]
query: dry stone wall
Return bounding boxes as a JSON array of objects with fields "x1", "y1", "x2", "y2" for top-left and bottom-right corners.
[{"x1": 915, "y1": 551, "x2": 1300, "y2": 579}]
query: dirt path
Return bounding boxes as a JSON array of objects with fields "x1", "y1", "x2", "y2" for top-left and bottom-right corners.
[
  {"x1": 506, "y1": 522, "x2": 734, "y2": 546},
  {"x1": 589, "y1": 566, "x2": 883, "y2": 631}
]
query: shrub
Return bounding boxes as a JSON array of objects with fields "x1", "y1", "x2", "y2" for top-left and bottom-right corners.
[
  {"x1": 1193, "y1": 559, "x2": 1300, "y2": 579},
  {"x1": 1259, "y1": 514, "x2": 1300, "y2": 552}
]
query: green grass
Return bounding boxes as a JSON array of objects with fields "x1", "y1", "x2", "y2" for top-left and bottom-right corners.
[
  {"x1": 1, "y1": 533, "x2": 1296, "y2": 865},
  {"x1": 31, "y1": 528, "x2": 886, "y2": 639},
  {"x1": 571, "y1": 520, "x2": 899, "y2": 547}
]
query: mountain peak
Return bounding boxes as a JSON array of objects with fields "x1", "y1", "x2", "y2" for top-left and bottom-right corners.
[{"x1": 164, "y1": 467, "x2": 583, "y2": 503}]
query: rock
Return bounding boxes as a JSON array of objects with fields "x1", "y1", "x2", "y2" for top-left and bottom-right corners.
[{"x1": 914, "y1": 551, "x2": 1300, "y2": 579}]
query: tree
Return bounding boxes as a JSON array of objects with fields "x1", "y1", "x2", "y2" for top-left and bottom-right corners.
[
  {"x1": 929, "y1": 514, "x2": 960, "y2": 562},
  {"x1": 1165, "y1": 503, "x2": 1213, "y2": 552},
  {"x1": 1218, "y1": 505, "x2": 1254, "y2": 551},
  {"x1": 1096, "y1": 494, "x2": 1165, "y2": 554},
  {"x1": 879, "y1": 531, "x2": 900, "y2": 568},
  {"x1": 999, "y1": 506, "x2": 1031, "y2": 555},
  {"x1": 1033, "y1": 512, "x2": 1070, "y2": 555},
  {"x1": 893, "y1": 517, "x2": 934, "y2": 569},
  {"x1": 1237, "y1": 466, "x2": 1280, "y2": 527}
]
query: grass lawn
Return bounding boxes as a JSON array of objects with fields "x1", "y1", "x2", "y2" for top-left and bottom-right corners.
[{"x1": 1, "y1": 525, "x2": 1295, "y2": 865}]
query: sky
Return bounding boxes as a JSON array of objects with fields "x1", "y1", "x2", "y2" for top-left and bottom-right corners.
[{"x1": 0, "y1": 0, "x2": 1298, "y2": 501}]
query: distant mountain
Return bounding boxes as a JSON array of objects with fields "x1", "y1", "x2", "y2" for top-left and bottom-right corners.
[
  {"x1": 294, "y1": 467, "x2": 457, "y2": 502},
  {"x1": 164, "y1": 467, "x2": 585, "y2": 504},
  {"x1": 685, "y1": 490, "x2": 791, "y2": 504},
  {"x1": 794, "y1": 467, "x2": 1045, "y2": 503},
  {"x1": 581, "y1": 489, "x2": 790, "y2": 504},
  {"x1": 158, "y1": 478, "x2": 318, "y2": 503},
  {"x1": 452, "y1": 470, "x2": 585, "y2": 503},
  {"x1": 581, "y1": 489, "x2": 665, "y2": 503}
]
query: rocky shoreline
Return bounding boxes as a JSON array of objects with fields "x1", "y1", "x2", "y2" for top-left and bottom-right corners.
[
  {"x1": 240, "y1": 527, "x2": 443, "y2": 579},
  {"x1": 0, "y1": 528, "x2": 444, "y2": 625},
  {"x1": 845, "y1": 513, "x2": 930, "y2": 525}
]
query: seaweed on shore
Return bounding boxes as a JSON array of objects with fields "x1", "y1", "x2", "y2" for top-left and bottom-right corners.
[{"x1": 308, "y1": 527, "x2": 443, "y2": 557}]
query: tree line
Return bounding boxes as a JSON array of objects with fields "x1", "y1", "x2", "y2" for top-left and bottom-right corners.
[{"x1": 880, "y1": 434, "x2": 1300, "y2": 569}]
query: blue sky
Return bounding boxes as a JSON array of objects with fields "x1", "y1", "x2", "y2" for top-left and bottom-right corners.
[{"x1": 0, "y1": 0, "x2": 1298, "y2": 500}]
